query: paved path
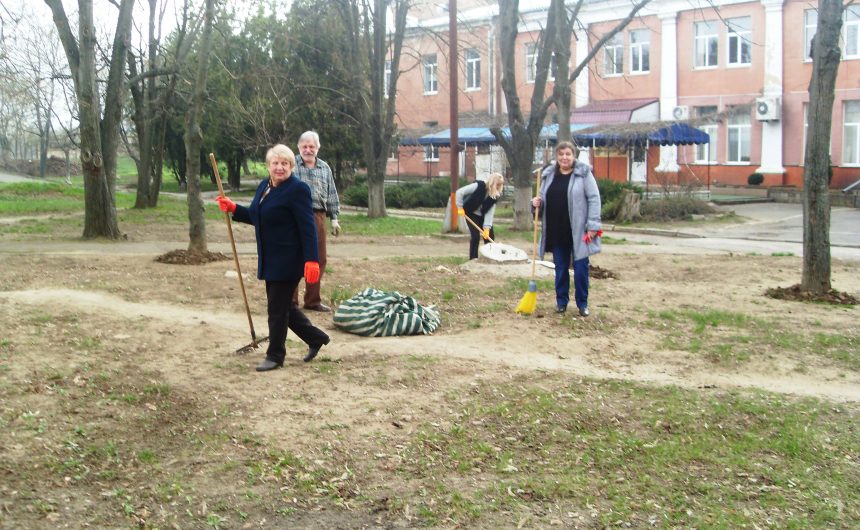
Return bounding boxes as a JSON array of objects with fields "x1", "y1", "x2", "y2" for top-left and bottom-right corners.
[
  {"x1": 607, "y1": 202, "x2": 860, "y2": 262},
  {"x1": 0, "y1": 170, "x2": 39, "y2": 183}
]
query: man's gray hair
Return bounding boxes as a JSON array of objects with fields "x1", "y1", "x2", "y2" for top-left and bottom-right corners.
[{"x1": 298, "y1": 130, "x2": 320, "y2": 148}]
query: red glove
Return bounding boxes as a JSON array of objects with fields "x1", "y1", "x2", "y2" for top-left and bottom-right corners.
[
  {"x1": 215, "y1": 195, "x2": 236, "y2": 213},
  {"x1": 583, "y1": 229, "x2": 603, "y2": 244},
  {"x1": 304, "y1": 261, "x2": 320, "y2": 284}
]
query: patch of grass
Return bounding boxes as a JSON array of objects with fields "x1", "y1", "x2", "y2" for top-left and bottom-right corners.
[
  {"x1": 339, "y1": 213, "x2": 441, "y2": 236},
  {"x1": 771, "y1": 251, "x2": 795, "y2": 257},
  {"x1": 649, "y1": 309, "x2": 859, "y2": 370},
  {"x1": 396, "y1": 378, "x2": 860, "y2": 528}
]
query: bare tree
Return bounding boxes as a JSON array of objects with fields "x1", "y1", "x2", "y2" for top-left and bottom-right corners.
[
  {"x1": 45, "y1": 0, "x2": 135, "y2": 239},
  {"x1": 184, "y1": 0, "x2": 216, "y2": 254},
  {"x1": 128, "y1": 0, "x2": 196, "y2": 208},
  {"x1": 802, "y1": 0, "x2": 843, "y2": 294},
  {"x1": 494, "y1": 0, "x2": 650, "y2": 230},
  {"x1": 336, "y1": 0, "x2": 410, "y2": 218}
]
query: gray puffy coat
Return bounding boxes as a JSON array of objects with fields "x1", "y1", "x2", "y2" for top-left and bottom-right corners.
[{"x1": 537, "y1": 160, "x2": 602, "y2": 261}]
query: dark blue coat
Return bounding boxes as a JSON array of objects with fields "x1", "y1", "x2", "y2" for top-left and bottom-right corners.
[{"x1": 232, "y1": 176, "x2": 319, "y2": 282}]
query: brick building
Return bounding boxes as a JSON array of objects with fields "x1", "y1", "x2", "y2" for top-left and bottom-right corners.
[{"x1": 387, "y1": 0, "x2": 860, "y2": 190}]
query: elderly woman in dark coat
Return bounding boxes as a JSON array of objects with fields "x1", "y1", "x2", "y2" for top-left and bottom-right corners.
[
  {"x1": 216, "y1": 144, "x2": 330, "y2": 371},
  {"x1": 531, "y1": 141, "x2": 602, "y2": 317}
]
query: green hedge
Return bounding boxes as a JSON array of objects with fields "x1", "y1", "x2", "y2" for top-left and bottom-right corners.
[
  {"x1": 343, "y1": 177, "x2": 453, "y2": 209},
  {"x1": 598, "y1": 179, "x2": 642, "y2": 220}
]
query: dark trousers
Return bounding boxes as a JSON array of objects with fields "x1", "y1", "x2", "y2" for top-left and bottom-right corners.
[
  {"x1": 292, "y1": 210, "x2": 327, "y2": 307},
  {"x1": 550, "y1": 243, "x2": 590, "y2": 311},
  {"x1": 466, "y1": 213, "x2": 495, "y2": 260},
  {"x1": 266, "y1": 280, "x2": 329, "y2": 364}
]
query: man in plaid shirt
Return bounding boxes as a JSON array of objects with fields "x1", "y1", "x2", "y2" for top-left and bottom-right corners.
[{"x1": 291, "y1": 130, "x2": 341, "y2": 312}]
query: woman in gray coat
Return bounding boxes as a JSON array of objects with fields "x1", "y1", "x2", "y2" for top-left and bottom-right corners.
[{"x1": 531, "y1": 141, "x2": 602, "y2": 316}]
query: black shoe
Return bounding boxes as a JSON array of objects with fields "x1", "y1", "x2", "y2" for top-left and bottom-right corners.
[
  {"x1": 555, "y1": 305, "x2": 567, "y2": 314},
  {"x1": 304, "y1": 303, "x2": 332, "y2": 313},
  {"x1": 304, "y1": 344, "x2": 322, "y2": 363},
  {"x1": 255, "y1": 359, "x2": 283, "y2": 372},
  {"x1": 578, "y1": 306, "x2": 590, "y2": 317}
]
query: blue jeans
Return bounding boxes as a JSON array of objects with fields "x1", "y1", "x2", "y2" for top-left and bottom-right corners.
[{"x1": 550, "y1": 244, "x2": 590, "y2": 311}]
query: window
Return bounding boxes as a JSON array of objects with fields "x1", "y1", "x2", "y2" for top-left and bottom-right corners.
[
  {"x1": 384, "y1": 60, "x2": 392, "y2": 98},
  {"x1": 695, "y1": 106, "x2": 718, "y2": 163},
  {"x1": 804, "y1": 9, "x2": 817, "y2": 60},
  {"x1": 845, "y1": 6, "x2": 860, "y2": 59},
  {"x1": 629, "y1": 29, "x2": 650, "y2": 73},
  {"x1": 802, "y1": 104, "x2": 809, "y2": 163},
  {"x1": 727, "y1": 17, "x2": 751, "y2": 66},
  {"x1": 424, "y1": 144, "x2": 439, "y2": 161},
  {"x1": 465, "y1": 48, "x2": 480, "y2": 90},
  {"x1": 423, "y1": 54, "x2": 438, "y2": 94},
  {"x1": 695, "y1": 21, "x2": 718, "y2": 68},
  {"x1": 727, "y1": 107, "x2": 751, "y2": 163},
  {"x1": 844, "y1": 101, "x2": 860, "y2": 165},
  {"x1": 525, "y1": 43, "x2": 537, "y2": 83},
  {"x1": 604, "y1": 33, "x2": 623, "y2": 76}
]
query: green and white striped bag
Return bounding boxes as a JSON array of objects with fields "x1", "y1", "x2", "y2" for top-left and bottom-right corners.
[{"x1": 333, "y1": 288, "x2": 441, "y2": 337}]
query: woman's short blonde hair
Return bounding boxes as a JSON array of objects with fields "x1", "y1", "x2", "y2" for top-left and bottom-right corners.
[
  {"x1": 486, "y1": 172, "x2": 505, "y2": 200},
  {"x1": 265, "y1": 144, "x2": 296, "y2": 168}
]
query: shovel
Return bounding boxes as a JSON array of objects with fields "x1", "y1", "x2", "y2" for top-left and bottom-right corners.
[
  {"x1": 209, "y1": 153, "x2": 268, "y2": 353},
  {"x1": 460, "y1": 212, "x2": 527, "y2": 262}
]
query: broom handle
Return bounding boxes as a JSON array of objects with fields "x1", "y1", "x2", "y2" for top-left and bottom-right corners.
[
  {"x1": 209, "y1": 153, "x2": 258, "y2": 344},
  {"x1": 462, "y1": 213, "x2": 495, "y2": 244},
  {"x1": 530, "y1": 168, "x2": 542, "y2": 278}
]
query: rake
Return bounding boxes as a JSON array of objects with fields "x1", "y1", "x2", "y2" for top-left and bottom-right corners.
[{"x1": 209, "y1": 153, "x2": 268, "y2": 353}]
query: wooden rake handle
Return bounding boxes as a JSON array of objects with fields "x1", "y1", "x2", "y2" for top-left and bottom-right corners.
[
  {"x1": 208, "y1": 153, "x2": 259, "y2": 346},
  {"x1": 530, "y1": 168, "x2": 542, "y2": 278},
  {"x1": 461, "y1": 212, "x2": 495, "y2": 244}
]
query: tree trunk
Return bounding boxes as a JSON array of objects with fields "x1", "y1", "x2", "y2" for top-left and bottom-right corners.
[
  {"x1": 802, "y1": 0, "x2": 842, "y2": 293},
  {"x1": 77, "y1": 0, "x2": 122, "y2": 239},
  {"x1": 616, "y1": 190, "x2": 641, "y2": 222},
  {"x1": 184, "y1": 0, "x2": 216, "y2": 254},
  {"x1": 336, "y1": 0, "x2": 409, "y2": 218},
  {"x1": 44, "y1": 0, "x2": 133, "y2": 239},
  {"x1": 494, "y1": 0, "x2": 557, "y2": 230}
]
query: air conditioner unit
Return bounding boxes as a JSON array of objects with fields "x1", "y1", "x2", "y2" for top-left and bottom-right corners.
[
  {"x1": 755, "y1": 96, "x2": 781, "y2": 121},
  {"x1": 672, "y1": 105, "x2": 690, "y2": 121}
]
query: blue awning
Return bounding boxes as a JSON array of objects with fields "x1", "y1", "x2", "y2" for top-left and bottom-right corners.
[
  {"x1": 400, "y1": 124, "x2": 597, "y2": 146},
  {"x1": 575, "y1": 122, "x2": 710, "y2": 147}
]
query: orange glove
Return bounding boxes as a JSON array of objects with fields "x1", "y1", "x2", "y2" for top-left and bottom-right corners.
[
  {"x1": 215, "y1": 195, "x2": 236, "y2": 213},
  {"x1": 304, "y1": 261, "x2": 320, "y2": 283},
  {"x1": 481, "y1": 228, "x2": 490, "y2": 241},
  {"x1": 457, "y1": 207, "x2": 465, "y2": 216},
  {"x1": 583, "y1": 229, "x2": 603, "y2": 244}
]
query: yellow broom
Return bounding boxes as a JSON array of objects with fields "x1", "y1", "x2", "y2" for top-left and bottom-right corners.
[{"x1": 515, "y1": 168, "x2": 542, "y2": 314}]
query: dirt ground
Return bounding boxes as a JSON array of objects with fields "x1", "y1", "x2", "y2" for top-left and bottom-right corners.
[
  {"x1": 0, "y1": 228, "x2": 858, "y2": 528},
  {"x1": 2, "y1": 231, "x2": 857, "y2": 401}
]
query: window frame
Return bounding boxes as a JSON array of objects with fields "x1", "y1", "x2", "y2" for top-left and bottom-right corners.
[
  {"x1": 465, "y1": 48, "x2": 481, "y2": 91},
  {"x1": 844, "y1": 6, "x2": 860, "y2": 59},
  {"x1": 726, "y1": 107, "x2": 752, "y2": 164},
  {"x1": 804, "y1": 9, "x2": 817, "y2": 62},
  {"x1": 423, "y1": 54, "x2": 438, "y2": 95},
  {"x1": 424, "y1": 144, "x2": 440, "y2": 162},
  {"x1": 843, "y1": 100, "x2": 860, "y2": 166},
  {"x1": 694, "y1": 106, "x2": 718, "y2": 164},
  {"x1": 629, "y1": 29, "x2": 650, "y2": 74},
  {"x1": 525, "y1": 42, "x2": 537, "y2": 83},
  {"x1": 384, "y1": 60, "x2": 392, "y2": 98},
  {"x1": 726, "y1": 16, "x2": 752, "y2": 67},
  {"x1": 603, "y1": 33, "x2": 624, "y2": 76},
  {"x1": 694, "y1": 21, "x2": 719, "y2": 69}
]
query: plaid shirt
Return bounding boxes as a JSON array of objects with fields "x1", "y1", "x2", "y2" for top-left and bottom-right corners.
[{"x1": 294, "y1": 157, "x2": 340, "y2": 220}]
